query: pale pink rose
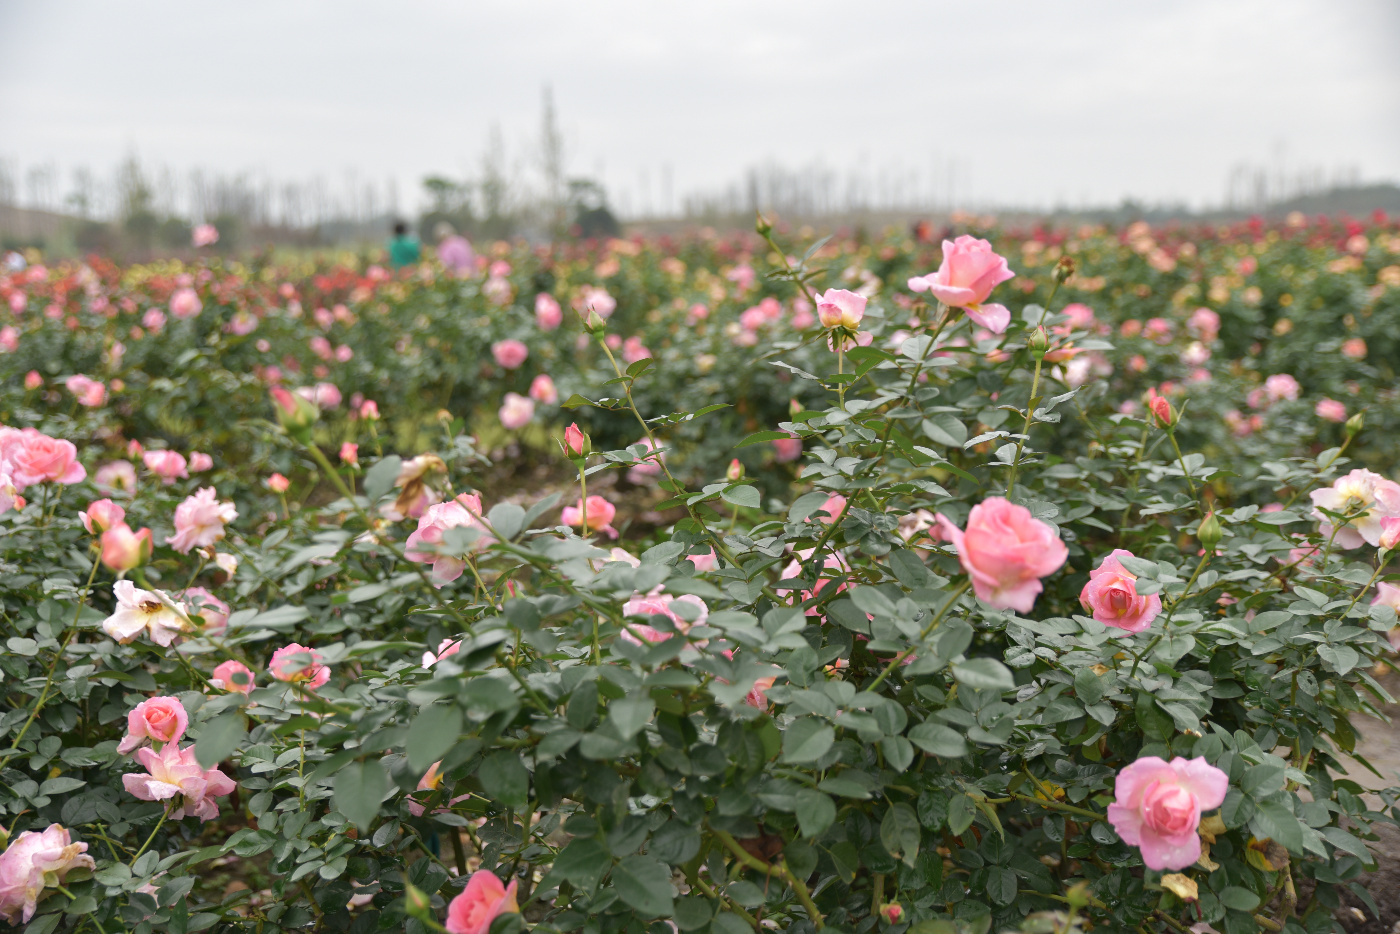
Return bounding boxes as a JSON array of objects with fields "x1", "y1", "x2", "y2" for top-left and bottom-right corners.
[
  {"x1": 102, "y1": 580, "x2": 186, "y2": 644},
  {"x1": 183, "y1": 587, "x2": 230, "y2": 636},
  {"x1": 80, "y1": 498, "x2": 126, "y2": 534},
  {"x1": 620, "y1": 593, "x2": 709, "y2": 644},
  {"x1": 335, "y1": 344, "x2": 353, "y2": 362},
  {"x1": 688, "y1": 302, "x2": 710, "y2": 322},
  {"x1": 210, "y1": 659, "x2": 255, "y2": 694},
  {"x1": 23, "y1": 370, "x2": 42, "y2": 390},
  {"x1": 143, "y1": 450, "x2": 189, "y2": 484},
  {"x1": 813, "y1": 493, "x2": 846, "y2": 525},
  {"x1": 142, "y1": 308, "x2": 166, "y2": 332},
  {"x1": 192, "y1": 224, "x2": 219, "y2": 247},
  {"x1": 0, "y1": 472, "x2": 20, "y2": 515},
  {"x1": 1310, "y1": 468, "x2": 1400, "y2": 549},
  {"x1": 688, "y1": 547, "x2": 718, "y2": 572},
  {"x1": 608, "y1": 548, "x2": 641, "y2": 567},
  {"x1": 117, "y1": 696, "x2": 189, "y2": 754},
  {"x1": 815, "y1": 289, "x2": 866, "y2": 330},
  {"x1": 185, "y1": 452, "x2": 212, "y2": 473},
  {"x1": 445, "y1": 870, "x2": 519, "y2": 934},
  {"x1": 332, "y1": 442, "x2": 356, "y2": 467},
  {"x1": 562, "y1": 495, "x2": 618, "y2": 538},
  {"x1": 1107, "y1": 756, "x2": 1228, "y2": 870},
  {"x1": 269, "y1": 643, "x2": 330, "y2": 689},
  {"x1": 94, "y1": 460, "x2": 137, "y2": 495},
  {"x1": 1341, "y1": 337, "x2": 1367, "y2": 360},
  {"x1": 100, "y1": 523, "x2": 153, "y2": 572},
  {"x1": 576, "y1": 285, "x2": 616, "y2": 318},
  {"x1": 309, "y1": 335, "x2": 333, "y2": 360},
  {"x1": 907, "y1": 236, "x2": 1014, "y2": 332},
  {"x1": 0, "y1": 824, "x2": 96, "y2": 924},
  {"x1": 1187, "y1": 307, "x2": 1220, "y2": 342},
  {"x1": 622, "y1": 335, "x2": 651, "y2": 364},
  {"x1": 1381, "y1": 517, "x2": 1400, "y2": 552},
  {"x1": 169, "y1": 287, "x2": 202, "y2": 320},
  {"x1": 122, "y1": 742, "x2": 236, "y2": 822},
  {"x1": 535, "y1": 293, "x2": 563, "y2": 330},
  {"x1": 745, "y1": 676, "x2": 777, "y2": 709},
  {"x1": 360, "y1": 399, "x2": 380, "y2": 420},
  {"x1": 265, "y1": 473, "x2": 290, "y2": 493},
  {"x1": 773, "y1": 435, "x2": 803, "y2": 463},
  {"x1": 529, "y1": 373, "x2": 558, "y2": 405},
  {"x1": 6, "y1": 292, "x2": 23, "y2": 313},
  {"x1": 935, "y1": 498, "x2": 1068, "y2": 612},
  {"x1": 405, "y1": 493, "x2": 493, "y2": 585},
  {"x1": 1264, "y1": 373, "x2": 1300, "y2": 402},
  {"x1": 3, "y1": 428, "x2": 86, "y2": 489},
  {"x1": 483, "y1": 275, "x2": 513, "y2": 305},
  {"x1": 491, "y1": 339, "x2": 529, "y2": 370},
  {"x1": 1181, "y1": 342, "x2": 1211, "y2": 367},
  {"x1": 498, "y1": 392, "x2": 535, "y2": 430},
  {"x1": 1080, "y1": 549, "x2": 1162, "y2": 634},
  {"x1": 167, "y1": 487, "x2": 237, "y2": 554},
  {"x1": 295, "y1": 382, "x2": 342, "y2": 408},
  {"x1": 438, "y1": 235, "x2": 474, "y2": 274},
  {"x1": 489, "y1": 260, "x2": 512, "y2": 277},
  {"x1": 422, "y1": 638, "x2": 462, "y2": 668},
  {"x1": 1061, "y1": 303, "x2": 1097, "y2": 330},
  {"x1": 65, "y1": 374, "x2": 106, "y2": 407},
  {"x1": 1315, "y1": 399, "x2": 1347, "y2": 423}
]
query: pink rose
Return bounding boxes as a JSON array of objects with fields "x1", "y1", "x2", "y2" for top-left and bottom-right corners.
[
  {"x1": 122, "y1": 742, "x2": 236, "y2": 822},
  {"x1": 1315, "y1": 399, "x2": 1347, "y2": 423},
  {"x1": 188, "y1": 451, "x2": 213, "y2": 472},
  {"x1": 0, "y1": 824, "x2": 96, "y2": 924},
  {"x1": 1341, "y1": 337, "x2": 1367, "y2": 360},
  {"x1": 360, "y1": 399, "x2": 380, "y2": 420},
  {"x1": 80, "y1": 498, "x2": 126, "y2": 534},
  {"x1": 562, "y1": 495, "x2": 617, "y2": 539},
  {"x1": 564, "y1": 422, "x2": 587, "y2": 456},
  {"x1": 405, "y1": 493, "x2": 493, "y2": 585},
  {"x1": 1264, "y1": 373, "x2": 1300, "y2": 402},
  {"x1": 295, "y1": 382, "x2": 341, "y2": 408},
  {"x1": 94, "y1": 460, "x2": 137, "y2": 494},
  {"x1": 211, "y1": 659, "x2": 255, "y2": 694},
  {"x1": 620, "y1": 593, "x2": 709, "y2": 645},
  {"x1": 438, "y1": 235, "x2": 475, "y2": 274},
  {"x1": 169, "y1": 287, "x2": 202, "y2": 319},
  {"x1": 269, "y1": 643, "x2": 331, "y2": 689},
  {"x1": 183, "y1": 586, "x2": 230, "y2": 636},
  {"x1": 23, "y1": 370, "x2": 42, "y2": 390},
  {"x1": 100, "y1": 523, "x2": 154, "y2": 573},
  {"x1": 1381, "y1": 517, "x2": 1400, "y2": 552},
  {"x1": 535, "y1": 292, "x2": 563, "y2": 330},
  {"x1": 745, "y1": 676, "x2": 777, "y2": 709},
  {"x1": 907, "y1": 236, "x2": 1015, "y2": 333},
  {"x1": 167, "y1": 487, "x2": 238, "y2": 554},
  {"x1": 192, "y1": 224, "x2": 219, "y2": 247},
  {"x1": 117, "y1": 695, "x2": 189, "y2": 754},
  {"x1": 814, "y1": 288, "x2": 867, "y2": 330},
  {"x1": 1187, "y1": 307, "x2": 1220, "y2": 341},
  {"x1": 1107, "y1": 756, "x2": 1228, "y2": 870},
  {"x1": 101, "y1": 580, "x2": 186, "y2": 645},
  {"x1": 340, "y1": 442, "x2": 359, "y2": 465},
  {"x1": 772, "y1": 435, "x2": 803, "y2": 463},
  {"x1": 935, "y1": 498, "x2": 1068, "y2": 612},
  {"x1": 422, "y1": 638, "x2": 462, "y2": 668},
  {"x1": 65, "y1": 374, "x2": 106, "y2": 407},
  {"x1": 2, "y1": 428, "x2": 86, "y2": 489},
  {"x1": 688, "y1": 547, "x2": 718, "y2": 572},
  {"x1": 625, "y1": 437, "x2": 664, "y2": 484},
  {"x1": 491, "y1": 339, "x2": 529, "y2": 370},
  {"x1": 498, "y1": 392, "x2": 535, "y2": 430},
  {"x1": 143, "y1": 450, "x2": 189, "y2": 484},
  {"x1": 576, "y1": 285, "x2": 616, "y2": 318},
  {"x1": 0, "y1": 326, "x2": 18, "y2": 353},
  {"x1": 265, "y1": 473, "x2": 290, "y2": 493},
  {"x1": 529, "y1": 373, "x2": 558, "y2": 405},
  {"x1": 1080, "y1": 549, "x2": 1162, "y2": 633},
  {"x1": 1309, "y1": 468, "x2": 1400, "y2": 549},
  {"x1": 445, "y1": 870, "x2": 519, "y2": 934},
  {"x1": 814, "y1": 493, "x2": 846, "y2": 525},
  {"x1": 622, "y1": 336, "x2": 651, "y2": 364}
]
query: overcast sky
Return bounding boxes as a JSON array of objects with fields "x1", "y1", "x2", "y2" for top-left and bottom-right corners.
[{"x1": 1, "y1": 0, "x2": 1397, "y2": 217}]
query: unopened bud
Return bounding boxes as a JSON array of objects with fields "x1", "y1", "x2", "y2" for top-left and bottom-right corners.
[
  {"x1": 270, "y1": 386, "x2": 319, "y2": 441},
  {"x1": 755, "y1": 211, "x2": 773, "y2": 238},
  {"x1": 1065, "y1": 881, "x2": 1093, "y2": 910},
  {"x1": 1197, "y1": 512, "x2": 1222, "y2": 552},
  {"x1": 585, "y1": 310, "x2": 605, "y2": 333},
  {"x1": 789, "y1": 399, "x2": 802, "y2": 417},
  {"x1": 1345, "y1": 411, "x2": 1364, "y2": 437},
  {"x1": 1147, "y1": 390, "x2": 1176, "y2": 429},
  {"x1": 880, "y1": 902, "x2": 904, "y2": 923},
  {"x1": 403, "y1": 883, "x2": 432, "y2": 920},
  {"x1": 563, "y1": 422, "x2": 590, "y2": 458},
  {"x1": 726, "y1": 458, "x2": 743, "y2": 482},
  {"x1": 1054, "y1": 255, "x2": 1077, "y2": 284},
  {"x1": 1028, "y1": 326, "x2": 1050, "y2": 358}
]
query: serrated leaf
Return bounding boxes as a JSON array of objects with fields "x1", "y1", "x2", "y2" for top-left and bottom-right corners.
[
  {"x1": 333, "y1": 759, "x2": 390, "y2": 831},
  {"x1": 407, "y1": 703, "x2": 463, "y2": 772},
  {"x1": 195, "y1": 713, "x2": 245, "y2": 769}
]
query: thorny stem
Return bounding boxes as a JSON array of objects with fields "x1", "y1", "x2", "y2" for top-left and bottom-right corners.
[
  {"x1": 868, "y1": 580, "x2": 973, "y2": 692},
  {"x1": 1006, "y1": 352, "x2": 1045, "y2": 497},
  {"x1": 129, "y1": 804, "x2": 171, "y2": 866},
  {"x1": 711, "y1": 827, "x2": 825, "y2": 929},
  {"x1": 758, "y1": 224, "x2": 819, "y2": 307},
  {"x1": 1165, "y1": 428, "x2": 1201, "y2": 506},
  {"x1": 1127, "y1": 551, "x2": 1212, "y2": 680},
  {"x1": 869, "y1": 305, "x2": 951, "y2": 465}
]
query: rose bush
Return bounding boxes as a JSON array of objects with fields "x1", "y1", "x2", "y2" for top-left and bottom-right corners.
[{"x1": 0, "y1": 217, "x2": 1397, "y2": 934}]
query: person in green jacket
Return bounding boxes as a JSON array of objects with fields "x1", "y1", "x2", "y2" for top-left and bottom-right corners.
[{"x1": 387, "y1": 221, "x2": 421, "y2": 269}]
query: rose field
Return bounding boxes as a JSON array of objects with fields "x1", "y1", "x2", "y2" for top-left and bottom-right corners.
[{"x1": 3, "y1": 212, "x2": 1400, "y2": 934}]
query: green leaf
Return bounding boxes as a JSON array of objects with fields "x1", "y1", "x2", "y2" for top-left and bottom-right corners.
[
  {"x1": 908, "y1": 722, "x2": 968, "y2": 758},
  {"x1": 612, "y1": 854, "x2": 674, "y2": 917},
  {"x1": 720, "y1": 485, "x2": 761, "y2": 510},
  {"x1": 333, "y1": 759, "x2": 390, "y2": 831},
  {"x1": 950, "y1": 658, "x2": 1014, "y2": 692},
  {"x1": 1251, "y1": 801, "x2": 1304, "y2": 853},
  {"x1": 194, "y1": 713, "x2": 246, "y2": 769},
  {"x1": 38, "y1": 776, "x2": 86, "y2": 795},
  {"x1": 789, "y1": 491, "x2": 831, "y2": 523},
  {"x1": 794, "y1": 788, "x2": 837, "y2": 838},
  {"x1": 1074, "y1": 667, "x2": 1106, "y2": 706},
  {"x1": 947, "y1": 793, "x2": 977, "y2": 836},
  {"x1": 986, "y1": 866, "x2": 1018, "y2": 906},
  {"x1": 781, "y1": 719, "x2": 835, "y2": 763},
  {"x1": 407, "y1": 703, "x2": 463, "y2": 772},
  {"x1": 736, "y1": 430, "x2": 792, "y2": 448},
  {"x1": 553, "y1": 837, "x2": 611, "y2": 893},
  {"x1": 486, "y1": 503, "x2": 526, "y2": 540},
  {"x1": 1218, "y1": 886, "x2": 1260, "y2": 912},
  {"x1": 478, "y1": 751, "x2": 529, "y2": 812},
  {"x1": 922, "y1": 414, "x2": 968, "y2": 447},
  {"x1": 362, "y1": 455, "x2": 402, "y2": 504},
  {"x1": 608, "y1": 695, "x2": 655, "y2": 741},
  {"x1": 879, "y1": 802, "x2": 921, "y2": 867}
]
